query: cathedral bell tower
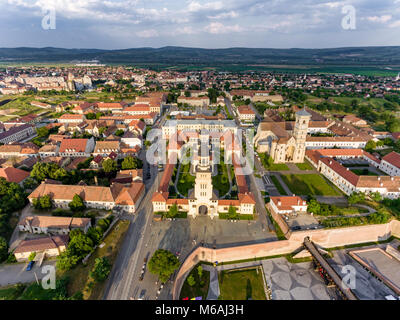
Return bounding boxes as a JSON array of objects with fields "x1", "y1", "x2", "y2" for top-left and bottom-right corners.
[{"x1": 293, "y1": 108, "x2": 311, "y2": 163}]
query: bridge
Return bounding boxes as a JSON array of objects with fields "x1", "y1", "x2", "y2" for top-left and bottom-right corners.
[{"x1": 303, "y1": 237, "x2": 358, "y2": 300}]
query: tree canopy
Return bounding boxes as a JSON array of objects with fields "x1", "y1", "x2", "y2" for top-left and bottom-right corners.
[
  {"x1": 102, "y1": 159, "x2": 117, "y2": 173},
  {"x1": 69, "y1": 194, "x2": 85, "y2": 212},
  {"x1": 121, "y1": 156, "x2": 143, "y2": 170},
  {"x1": 148, "y1": 249, "x2": 180, "y2": 283}
]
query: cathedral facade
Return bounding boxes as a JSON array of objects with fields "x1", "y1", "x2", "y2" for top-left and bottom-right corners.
[{"x1": 254, "y1": 109, "x2": 311, "y2": 164}]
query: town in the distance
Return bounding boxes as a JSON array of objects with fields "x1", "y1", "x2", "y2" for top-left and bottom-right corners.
[{"x1": 1, "y1": 64, "x2": 400, "y2": 301}]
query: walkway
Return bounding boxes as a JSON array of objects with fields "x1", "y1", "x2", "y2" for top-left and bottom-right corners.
[
  {"x1": 202, "y1": 264, "x2": 220, "y2": 300},
  {"x1": 220, "y1": 164, "x2": 233, "y2": 199},
  {"x1": 173, "y1": 162, "x2": 186, "y2": 199},
  {"x1": 271, "y1": 173, "x2": 293, "y2": 196}
]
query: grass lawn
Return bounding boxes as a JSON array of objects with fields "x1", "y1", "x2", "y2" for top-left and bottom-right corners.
[
  {"x1": 0, "y1": 284, "x2": 26, "y2": 300},
  {"x1": 219, "y1": 267, "x2": 266, "y2": 300},
  {"x1": 179, "y1": 264, "x2": 210, "y2": 300},
  {"x1": 61, "y1": 220, "x2": 130, "y2": 300},
  {"x1": 295, "y1": 162, "x2": 313, "y2": 171},
  {"x1": 212, "y1": 163, "x2": 230, "y2": 197},
  {"x1": 269, "y1": 163, "x2": 289, "y2": 171},
  {"x1": 218, "y1": 212, "x2": 254, "y2": 220},
  {"x1": 350, "y1": 169, "x2": 379, "y2": 176},
  {"x1": 177, "y1": 163, "x2": 195, "y2": 197},
  {"x1": 281, "y1": 174, "x2": 342, "y2": 196},
  {"x1": 258, "y1": 153, "x2": 289, "y2": 171},
  {"x1": 270, "y1": 175, "x2": 288, "y2": 196}
]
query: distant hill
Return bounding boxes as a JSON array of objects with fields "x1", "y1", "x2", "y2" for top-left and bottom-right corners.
[{"x1": 1, "y1": 46, "x2": 400, "y2": 71}]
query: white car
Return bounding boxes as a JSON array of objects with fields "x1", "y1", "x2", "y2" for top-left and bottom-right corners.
[{"x1": 157, "y1": 284, "x2": 164, "y2": 295}]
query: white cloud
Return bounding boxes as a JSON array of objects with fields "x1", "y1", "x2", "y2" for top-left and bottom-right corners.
[
  {"x1": 187, "y1": 1, "x2": 224, "y2": 13},
  {"x1": 136, "y1": 29, "x2": 159, "y2": 38},
  {"x1": 366, "y1": 15, "x2": 392, "y2": 23},
  {"x1": 204, "y1": 22, "x2": 243, "y2": 34},
  {"x1": 175, "y1": 26, "x2": 198, "y2": 35},
  {"x1": 389, "y1": 20, "x2": 400, "y2": 27},
  {"x1": 207, "y1": 11, "x2": 238, "y2": 19}
]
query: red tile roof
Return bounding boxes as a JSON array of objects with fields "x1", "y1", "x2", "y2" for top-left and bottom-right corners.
[
  {"x1": 59, "y1": 139, "x2": 89, "y2": 153},
  {"x1": 382, "y1": 151, "x2": 400, "y2": 169},
  {"x1": 0, "y1": 167, "x2": 30, "y2": 183}
]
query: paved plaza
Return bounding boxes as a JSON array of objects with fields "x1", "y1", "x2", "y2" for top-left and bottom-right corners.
[{"x1": 261, "y1": 258, "x2": 333, "y2": 300}]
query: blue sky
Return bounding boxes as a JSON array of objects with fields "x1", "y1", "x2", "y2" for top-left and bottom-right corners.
[{"x1": 0, "y1": 0, "x2": 399, "y2": 49}]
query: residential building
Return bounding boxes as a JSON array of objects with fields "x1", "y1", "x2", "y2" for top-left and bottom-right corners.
[
  {"x1": 14, "y1": 236, "x2": 68, "y2": 262},
  {"x1": 28, "y1": 181, "x2": 145, "y2": 214},
  {"x1": 0, "y1": 124, "x2": 36, "y2": 144},
  {"x1": 18, "y1": 216, "x2": 91, "y2": 235},
  {"x1": 59, "y1": 138, "x2": 95, "y2": 158}
]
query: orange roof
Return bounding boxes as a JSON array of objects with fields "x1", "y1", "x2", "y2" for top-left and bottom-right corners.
[
  {"x1": 238, "y1": 105, "x2": 255, "y2": 115},
  {"x1": 152, "y1": 191, "x2": 169, "y2": 202},
  {"x1": 382, "y1": 151, "x2": 400, "y2": 169},
  {"x1": 0, "y1": 167, "x2": 30, "y2": 183},
  {"x1": 59, "y1": 139, "x2": 89, "y2": 153},
  {"x1": 270, "y1": 196, "x2": 307, "y2": 211}
]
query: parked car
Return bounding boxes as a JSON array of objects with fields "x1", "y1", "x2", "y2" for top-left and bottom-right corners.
[
  {"x1": 138, "y1": 290, "x2": 146, "y2": 300},
  {"x1": 157, "y1": 284, "x2": 164, "y2": 295},
  {"x1": 26, "y1": 261, "x2": 35, "y2": 271}
]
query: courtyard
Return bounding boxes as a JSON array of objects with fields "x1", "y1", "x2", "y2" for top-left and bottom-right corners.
[
  {"x1": 280, "y1": 174, "x2": 342, "y2": 196},
  {"x1": 219, "y1": 267, "x2": 267, "y2": 300}
]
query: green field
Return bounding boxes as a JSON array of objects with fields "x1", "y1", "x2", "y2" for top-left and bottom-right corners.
[
  {"x1": 0, "y1": 284, "x2": 26, "y2": 300},
  {"x1": 212, "y1": 162, "x2": 231, "y2": 197},
  {"x1": 350, "y1": 169, "x2": 379, "y2": 176},
  {"x1": 281, "y1": 174, "x2": 342, "y2": 196},
  {"x1": 219, "y1": 268, "x2": 267, "y2": 300},
  {"x1": 270, "y1": 175, "x2": 288, "y2": 196},
  {"x1": 295, "y1": 162, "x2": 314, "y2": 171},
  {"x1": 177, "y1": 163, "x2": 195, "y2": 197}
]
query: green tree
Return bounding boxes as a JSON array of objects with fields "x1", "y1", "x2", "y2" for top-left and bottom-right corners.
[
  {"x1": 87, "y1": 227, "x2": 103, "y2": 245},
  {"x1": 227, "y1": 205, "x2": 239, "y2": 219},
  {"x1": 121, "y1": 156, "x2": 142, "y2": 170},
  {"x1": 68, "y1": 231, "x2": 94, "y2": 259},
  {"x1": 365, "y1": 140, "x2": 376, "y2": 152},
  {"x1": 102, "y1": 159, "x2": 117, "y2": 173},
  {"x1": 0, "y1": 236, "x2": 8, "y2": 262},
  {"x1": 307, "y1": 199, "x2": 321, "y2": 215},
  {"x1": 28, "y1": 252, "x2": 36, "y2": 262},
  {"x1": 90, "y1": 257, "x2": 111, "y2": 282},
  {"x1": 348, "y1": 192, "x2": 365, "y2": 205},
  {"x1": 36, "y1": 126, "x2": 49, "y2": 138},
  {"x1": 39, "y1": 195, "x2": 52, "y2": 210},
  {"x1": 187, "y1": 274, "x2": 196, "y2": 287},
  {"x1": 197, "y1": 265, "x2": 203, "y2": 278},
  {"x1": 148, "y1": 249, "x2": 180, "y2": 283},
  {"x1": 56, "y1": 251, "x2": 80, "y2": 271},
  {"x1": 369, "y1": 191, "x2": 382, "y2": 202},
  {"x1": 115, "y1": 129, "x2": 124, "y2": 137},
  {"x1": 69, "y1": 194, "x2": 85, "y2": 212},
  {"x1": 167, "y1": 204, "x2": 178, "y2": 218},
  {"x1": 23, "y1": 177, "x2": 39, "y2": 190}
]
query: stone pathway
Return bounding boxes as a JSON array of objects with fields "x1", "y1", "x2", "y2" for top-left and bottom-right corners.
[
  {"x1": 271, "y1": 173, "x2": 293, "y2": 196},
  {"x1": 202, "y1": 264, "x2": 220, "y2": 300},
  {"x1": 173, "y1": 162, "x2": 187, "y2": 198}
]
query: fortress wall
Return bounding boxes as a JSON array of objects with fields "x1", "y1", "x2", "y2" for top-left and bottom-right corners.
[{"x1": 173, "y1": 221, "x2": 399, "y2": 300}]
